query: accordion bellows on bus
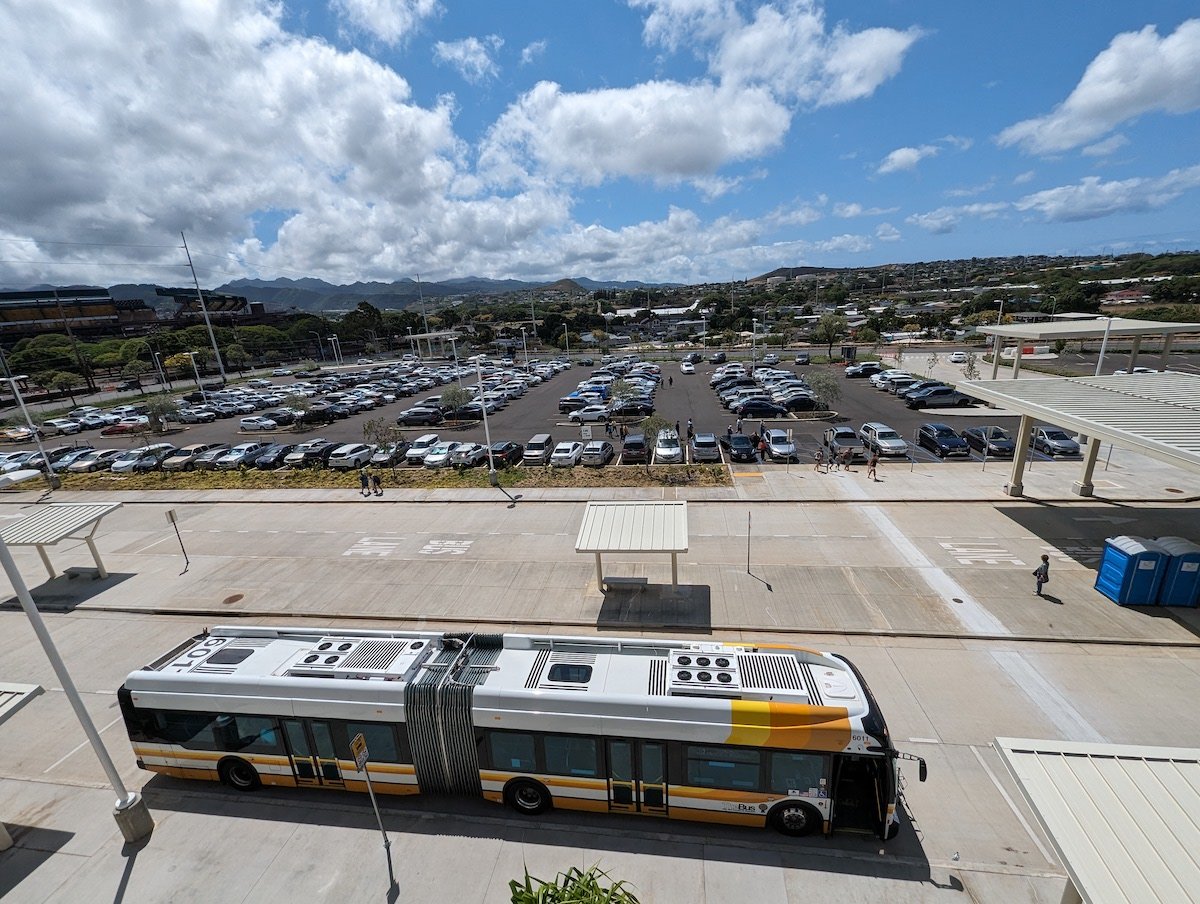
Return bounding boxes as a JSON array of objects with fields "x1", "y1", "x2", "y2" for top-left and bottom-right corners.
[{"x1": 119, "y1": 627, "x2": 926, "y2": 839}]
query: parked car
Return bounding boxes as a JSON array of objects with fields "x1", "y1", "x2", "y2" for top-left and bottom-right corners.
[
  {"x1": 40, "y1": 418, "x2": 82, "y2": 436},
  {"x1": 66, "y1": 448, "x2": 124, "y2": 473},
  {"x1": 735, "y1": 399, "x2": 787, "y2": 418},
  {"x1": 761, "y1": 353, "x2": 780, "y2": 366},
  {"x1": 261, "y1": 408, "x2": 297, "y2": 426},
  {"x1": 549, "y1": 441, "x2": 584, "y2": 467},
  {"x1": 882, "y1": 375, "x2": 919, "y2": 394},
  {"x1": 110, "y1": 444, "x2": 176, "y2": 474},
  {"x1": 488, "y1": 441, "x2": 523, "y2": 467},
  {"x1": 162, "y1": 443, "x2": 226, "y2": 472},
  {"x1": 239, "y1": 416, "x2": 278, "y2": 431},
  {"x1": 271, "y1": 368, "x2": 293, "y2": 376},
  {"x1": 845, "y1": 361, "x2": 883, "y2": 378},
  {"x1": 422, "y1": 441, "x2": 461, "y2": 468},
  {"x1": 708, "y1": 351, "x2": 727, "y2": 364},
  {"x1": 579, "y1": 440, "x2": 615, "y2": 467},
  {"x1": 370, "y1": 442, "x2": 410, "y2": 467},
  {"x1": 620, "y1": 434, "x2": 648, "y2": 464},
  {"x1": 689, "y1": 432, "x2": 721, "y2": 462},
  {"x1": 215, "y1": 443, "x2": 269, "y2": 469},
  {"x1": 397, "y1": 407, "x2": 444, "y2": 426},
  {"x1": 654, "y1": 429, "x2": 683, "y2": 464},
  {"x1": 823, "y1": 426, "x2": 867, "y2": 461},
  {"x1": 859, "y1": 422, "x2": 909, "y2": 457},
  {"x1": 100, "y1": 417, "x2": 150, "y2": 436},
  {"x1": 608, "y1": 400, "x2": 655, "y2": 418},
  {"x1": 328, "y1": 443, "x2": 374, "y2": 470},
  {"x1": 191, "y1": 444, "x2": 234, "y2": 470},
  {"x1": 948, "y1": 351, "x2": 968, "y2": 364},
  {"x1": 917, "y1": 423, "x2": 971, "y2": 458},
  {"x1": 679, "y1": 361, "x2": 695, "y2": 375},
  {"x1": 523, "y1": 434, "x2": 556, "y2": 466},
  {"x1": 960, "y1": 426, "x2": 1016, "y2": 457},
  {"x1": 764, "y1": 428, "x2": 799, "y2": 462},
  {"x1": 284, "y1": 439, "x2": 334, "y2": 468},
  {"x1": 794, "y1": 352, "x2": 810, "y2": 365},
  {"x1": 1030, "y1": 426, "x2": 1080, "y2": 456},
  {"x1": 779, "y1": 394, "x2": 821, "y2": 412},
  {"x1": 253, "y1": 443, "x2": 295, "y2": 469},
  {"x1": 720, "y1": 433, "x2": 758, "y2": 462},
  {"x1": 48, "y1": 445, "x2": 97, "y2": 472},
  {"x1": 905, "y1": 386, "x2": 974, "y2": 409},
  {"x1": 405, "y1": 433, "x2": 440, "y2": 465},
  {"x1": 177, "y1": 408, "x2": 217, "y2": 424},
  {"x1": 449, "y1": 442, "x2": 489, "y2": 468},
  {"x1": 897, "y1": 380, "x2": 944, "y2": 400},
  {"x1": 569, "y1": 404, "x2": 610, "y2": 424}
]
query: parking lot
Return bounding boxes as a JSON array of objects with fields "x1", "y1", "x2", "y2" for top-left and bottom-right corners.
[{"x1": 3, "y1": 353, "x2": 1102, "y2": 476}]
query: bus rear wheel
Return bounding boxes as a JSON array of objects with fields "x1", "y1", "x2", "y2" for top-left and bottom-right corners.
[
  {"x1": 504, "y1": 779, "x2": 551, "y2": 815},
  {"x1": 219, "y1": 758, "x2": 261, "y2": 791},
  {"x1": 770, "y1": 801, "x2": 821, "y2": 837}
]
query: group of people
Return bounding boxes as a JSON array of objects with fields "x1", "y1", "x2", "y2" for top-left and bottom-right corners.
[
  {"x1": 358, "y1": 468, "x2": 383, "y2": 497},
  {"x1": 813, "y1": 448, "x2": 881, "y2": 480}
]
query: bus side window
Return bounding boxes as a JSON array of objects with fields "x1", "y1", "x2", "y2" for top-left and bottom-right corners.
[
  {"x1": 543, "y1": 735, "x2": 599, "y2": 778},
  {"x1": 162, "y1": 711, "x2": 219, "y2": 749},
  {"x1": 346, "y1": 722, "x2": 406, "y2": 763},
  {"x1": 214, "y1": 715, "x2": 283, "y2": 754},
  {"x1": 685, "y1": 745, "x2": 761, "y2": 791},
  {"x1": 488, "y1": 731, "x2": 536, "y2": 771},
  {"x1": 769, "y1": 751, "x2": 826, "y2": 796}
]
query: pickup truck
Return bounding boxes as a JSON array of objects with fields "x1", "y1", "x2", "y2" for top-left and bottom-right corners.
[{"x1": 822, "y1": 426, "x2": 867, "y2": 461}]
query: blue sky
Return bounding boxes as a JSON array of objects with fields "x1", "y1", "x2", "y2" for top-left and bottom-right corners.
[{"x1": 1, "y1": 1, "x2": 1198, "y2": 288}]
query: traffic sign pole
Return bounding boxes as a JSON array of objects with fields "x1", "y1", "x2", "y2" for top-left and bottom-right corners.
[{"x1": 350, "y1": 733, "x2": 396, "y2": 891}]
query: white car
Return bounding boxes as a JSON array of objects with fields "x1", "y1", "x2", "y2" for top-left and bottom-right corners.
[
  {"x1": 40, "y1": 418, "x2": 82, "y2": 436},
  {"x1": 239, "y1": 416, "x2": 278, "y2": 431},
  {"x1": 654, "y1": 430, "x2": 683, "y2": 464},
  {"x1": 271, "y1": 368, "x2": 293, "y2": 376},
  {"x1": 679, "y1": 361, "x2": 696, "y2": 374},
  {"x1": 568, "y1": 404, "x2": 610, "y2": 424},
  {"x1": 550, "y1": 441, "x2": 584, "y2": 467},
  {"x1": 1113, "y1": 366, "x2": 1159, "y2": 375},
  {"x1": 328, "y1": 443, "x2": 374, "y2": 470},
  {"x1": 422, "y1": 441, "x2": 460, "y2": 468},
  {"x1": 948, "y1": 351, "x2": 968, "y2": 363},
  {"x1": 405, "y1": 433, "x2": 440, "y2": 465}
]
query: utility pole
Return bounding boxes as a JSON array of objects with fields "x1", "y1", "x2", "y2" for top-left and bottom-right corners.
[
  {"x1": 50, "y1": 290, "x2": 96, "y2": 392},
  {"x1": 181, "y1": 232, "x2": 227, "y2": 384}
]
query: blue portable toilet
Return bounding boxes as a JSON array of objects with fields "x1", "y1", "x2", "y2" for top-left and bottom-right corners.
[
  {"x1": 1094, "y1": 536, "x2": 1169, "y2": 606},
  {"x1": 1156, "y1": 536, "x2": 1200, "y2": 607}
]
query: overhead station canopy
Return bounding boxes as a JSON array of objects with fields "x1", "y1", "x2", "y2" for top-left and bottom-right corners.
[
  {"x1": 576, "y1": 500, "x2": 688, "y2": 589},
  {"x1": 976, "y1": 317, "x2": 1200, "y2": 342},
  {"x1": 0, "y1": 502, "x2": 123, "y2": 580},
  {"x1": 996, "y1": 737, "x2": 1200, "y2": 904},
  {"x1": 960, "y1": 372, "x2": 1200, "y2": 475},
  {"x1": 0, "y1": 682, "x2": 42, "y2": 727}
]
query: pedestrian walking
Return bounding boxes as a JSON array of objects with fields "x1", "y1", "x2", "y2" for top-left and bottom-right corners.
[
  {"x1": 840, "y1": 448, "x2": 853, "y2": 472},
  {"x1": 829, "y1": 449, "x2": 840, "y2": 471},
  {"x1": 1033, "y1": 554, "x2": 1050, "y2": 596},
  {"x1": 358, "y1": 468, "x2": 370, "y2": 497},
  {"x1": 814, "y1": 448, "x2": 824, "y2": 472},
  {"x1": 668, "y1": 376, "x2": 673, "y2": 387},
  {"x1": 736, "y1": 417, "x2": 743, "y2": 434},
  {"x1": 866, "y1": 452, "x2": 879, "y2": 482},
  {"x1": 674, "y1": 420, "x2": 680, "y2": 435},
  {"x1": 604, "y1": 421, "x2": 613, "y2": 437},
  {"x1": 757, "y1": 436, "x2": 768, "y2": 463},
  {"x1": 758, "y1": 419, "x2": 765, "y2": 436},
  {"x1": 686, "y1": 418, "x2": 693, "y2": 434},
  {"x1": 371, "y1": 471, "x2": 383, "y2": 497},
  {"x1": 726, "y1": 425, "x2": 733, "y2": 442}
]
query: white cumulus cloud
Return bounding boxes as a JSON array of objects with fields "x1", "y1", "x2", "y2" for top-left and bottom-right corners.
[
  {"x1": 520, "y1": 40, "x2": 548, "y2": 65},
  {"x1": 997, "y1": 20, "x2": 1200, "y2": 154},
  {"x1": 906, "y1": 202, "x2": 1007, "y2": 234},
  {"x1": 1014, "y1": 165, "x2": 1200, "y2": 221},
  {"x1": 1081, "y1": 133, "x2": 1129, "y2": 157},
  {"x1": 480, "y1": 80, "x2": 790, "y2": 187},
  {"x1": 434, "y1": 35, "x2": 503, "y2": 84},
  {"x1": 875, "y1": 222, "x2": 900, "y2": 241},
  {"x1": 331, "y1": 0, "x2": 441, "y2": 45},
  {"x1": 877, "y1": 144, "x2": 939, "y2": 175},
  {"x1": 833, "y1": 201, "x2": 897, "y2": 218}
]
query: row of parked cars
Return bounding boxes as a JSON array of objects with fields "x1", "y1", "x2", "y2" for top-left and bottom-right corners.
[
  {"x1": 396, "y1": 359, "x2": 572, "y2": 427},
  {"x1": 556, "y1": 359, "x2": 661, "y2": 422},
  {"x1": 853, "y1": 365, "x2": 976, "y2": 410},
  {"x1": 823, "y1": 421, "x2": 1083, "y2": 461},
  {"x1": 708, "y1": 362, "x2": 822, "y2": 418}
]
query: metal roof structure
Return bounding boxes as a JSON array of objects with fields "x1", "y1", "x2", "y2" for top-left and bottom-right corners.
[
  {"x1": 0, "y1": 502, "x2": 123, "y2": 580},
  {"x1": 0, "y1": 682, "x2": 42, "y2": 727},
  {"x1": 976, "y1": 317, "x2": 1200, "y2": 342},
  {"x1": 576, "y1": 501, "x2": 688, "y2": 589},
  {"x1": 959, "y1": 372, "x2": 1200, "y2": 475},
  {"x1": 995, "y1": 737, "x2": 1200, "y2": 904}
]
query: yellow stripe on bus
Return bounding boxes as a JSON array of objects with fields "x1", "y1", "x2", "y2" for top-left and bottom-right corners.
[{"x1": 726, "y1": 701, "x2": 853, "y2": 752}]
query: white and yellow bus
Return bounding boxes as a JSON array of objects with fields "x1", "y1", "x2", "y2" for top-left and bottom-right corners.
[{"x1": 119, "y1": 626, "x2": 925, "y2": 838}]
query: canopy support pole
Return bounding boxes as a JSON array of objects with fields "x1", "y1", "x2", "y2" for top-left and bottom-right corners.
[
  {"x1": 1004, "y1": 414, "x2": 1033, "y2": 497},
  {"x1": 1072, "y1": 437, "x2": 1101, "y2": 497}
]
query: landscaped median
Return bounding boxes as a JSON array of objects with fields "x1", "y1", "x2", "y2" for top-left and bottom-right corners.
[{"x1": 51, "y1": 463, "x2": 732, "y2": 492}]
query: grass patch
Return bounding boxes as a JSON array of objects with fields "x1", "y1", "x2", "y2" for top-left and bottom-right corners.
[{"x1": 56, "y1": 463, "x2": 732, "y2": 492}]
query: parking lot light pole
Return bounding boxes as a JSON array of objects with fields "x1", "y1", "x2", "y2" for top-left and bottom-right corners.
[
  {"x1": 520, "y1": 327, "x2": 529, "y2": 370},
  {"x1": 308, "y1": 331, "x2": 325, "y2": 361},
  {"x1": 0, "y1": 469, "x2": 154, "y2": 842},
  {"x1": 184, "y1": 352, "x2": 204, "y2": 399},
  {"x1": 476, "y1": 359, "x2": 496, "y2": 477},
  {"x1": 450, "y1": 336, "x2": 462, "y2": 387},
  {"x1": 3, "y1": 376, "x2": 57, "y2": 491},
  {"x1": 751, "y1": 318, "x2": 758, "y2": 371},
  {"x1": 562, "y1": 324, "x2": 570, "y2": 361}
]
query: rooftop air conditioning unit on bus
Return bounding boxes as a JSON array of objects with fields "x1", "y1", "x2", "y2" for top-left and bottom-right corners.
[{"x1": 668, "y1": 649, "x2": 741, "y2": 697}]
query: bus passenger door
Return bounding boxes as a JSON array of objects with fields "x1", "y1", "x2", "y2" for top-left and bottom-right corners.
[
  {"x1": 606, "y1": 740, "x2": 667, "y2": 816},
  {"x1": 283, "y1": 719, "x2": 345, "y2": 788}
]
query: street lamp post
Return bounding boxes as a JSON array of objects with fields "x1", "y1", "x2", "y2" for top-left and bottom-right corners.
[
  {"x1": 2, "y1": 377, "x2": 57, "y2": 490},
  {"x1": 0, "y1": 469, "x2": 154, "y2": 841},
  {"x1": 185, "y1": 352, "x2": 204, "y2": 397},
  {"x1": 701, "y1": 316, "x2": 706, "y2": 351},
  {"x1": 476, "y1": 359, "x2": 497, "y2": 478},
  {"x1": 327, "y1": 336, "x2": 342, "y2": 365},
  {"x1": 152, "y1": 352, "x2": 171, "y2": 390},
  {"x1": 520, "y1": 327, "x2": 528, "y2": 370},
  {"x1": 751, "y1": 318, "x2": 758, "y2": 370},
  {"x1": 309, "y1": 331, "x2": 325, "y2": 361},
  {"x1": 562, "y1": 324, "x2": 570, "y2": 361}
]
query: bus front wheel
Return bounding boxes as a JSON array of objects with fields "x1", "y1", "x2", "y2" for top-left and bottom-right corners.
[
  {"x1": 219, "y1": 757, "x2": 262, "y2": 791},
  {"x1": 504, "y1": 779, "x2": 552, "y2": 815},
  {"x1": 770, "y1": 801, "x2": 821, "y2": 837}
]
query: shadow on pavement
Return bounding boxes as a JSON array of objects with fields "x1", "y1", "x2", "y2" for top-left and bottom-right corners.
[
  {"x1": 141, "y1": 778, "x2": 943, "y2": 885},
  {"x1": 0, "y1": 570, "x2": 135, "y2": 614},
  {"x1": 0, "y1": 825, "x2": 75, "y2": 899},
  {"x1": 596, "y1": 583, "x2": 712, "y2": 632}
]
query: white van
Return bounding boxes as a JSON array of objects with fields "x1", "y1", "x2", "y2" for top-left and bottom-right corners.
[{"x1": 523, "y1": 433, "x2": 555, "y2": 465}]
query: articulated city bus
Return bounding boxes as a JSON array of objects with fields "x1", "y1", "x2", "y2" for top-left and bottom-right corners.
[{"x1": 119, "y1": 626, "x2": 925, "y2": 838}]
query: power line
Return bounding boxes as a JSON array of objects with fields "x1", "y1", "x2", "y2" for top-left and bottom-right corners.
[{"x1": 0, "y1": 237, "x2": 182, "y2": 250}]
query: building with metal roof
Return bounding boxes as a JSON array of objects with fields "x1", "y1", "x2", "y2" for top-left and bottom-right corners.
[
  {"x1": 576, "y1": 500, "x2": 688, "y2": 589},
  {"x1": 995, "y1": 737, "x2": 1200, "y2": 904},
  {"x1": 958, "y1": 372, "x2": 1200, "y2": 497},
  {"x1": 976, "y1": 316, "x2": 1200, "y2": 380}
]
